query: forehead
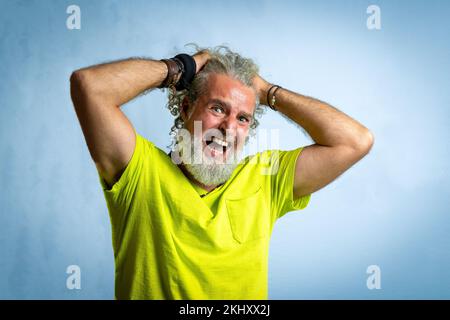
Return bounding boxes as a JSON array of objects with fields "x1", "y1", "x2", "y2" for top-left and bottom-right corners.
[{"x1": 202, "y1": 73, "x2": 256, "y2": 112}]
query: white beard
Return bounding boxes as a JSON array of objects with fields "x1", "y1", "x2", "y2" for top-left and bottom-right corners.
[{"x1": 176, "y1": 135, "x2": 242, "y2": 186}]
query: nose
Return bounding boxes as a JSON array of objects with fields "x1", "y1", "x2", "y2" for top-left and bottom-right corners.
[{"x1": 218, "y1": 115, "x2": 238, "y2": 138}]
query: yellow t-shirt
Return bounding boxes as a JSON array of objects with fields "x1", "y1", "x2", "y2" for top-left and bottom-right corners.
[{"x1": 98, "y1": 131, "x2": 311, "y2": 300}]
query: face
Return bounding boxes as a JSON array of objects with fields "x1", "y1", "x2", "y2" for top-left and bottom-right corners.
[
  {"x1": 181, "y1": 73, "x2": 256, "y2": 163},
  {"x1": 176, "y1": 73, "x2": 257, "y2": 186}
]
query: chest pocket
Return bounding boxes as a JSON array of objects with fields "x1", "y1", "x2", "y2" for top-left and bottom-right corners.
[{"x1": 226, "y1": 186, "x2": 269, "y2": 244}]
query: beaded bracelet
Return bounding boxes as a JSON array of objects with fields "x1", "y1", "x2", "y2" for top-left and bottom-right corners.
[{"x1": 267, "y1": 85, "x2": 282, "y2": 111}]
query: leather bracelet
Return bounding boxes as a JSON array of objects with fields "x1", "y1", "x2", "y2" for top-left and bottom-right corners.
[
  {"x1": 270, "y1": 86, "x2": 282, "y2": 110},
  {"x1": 172, "y1": 58, "x2": 185, "y2": 77},
  {"x1": 158, "y1": 59, "x2": 181, "y2": 89},
  {"x1": 267, "y1": 85, "x2": 281, "y2": 111}
]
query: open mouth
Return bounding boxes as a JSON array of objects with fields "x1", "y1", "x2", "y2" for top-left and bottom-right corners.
[{"x1": 205, "y1": 136, "x2": 231, "y2": 154}]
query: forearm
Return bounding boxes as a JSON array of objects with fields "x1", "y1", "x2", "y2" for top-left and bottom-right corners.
[
  {"x1": 267, "y1": 86, "x2": 373, "y2": 150},
  {"x1": 71, "y1": 58, "x2": 168, "y2": 107}
]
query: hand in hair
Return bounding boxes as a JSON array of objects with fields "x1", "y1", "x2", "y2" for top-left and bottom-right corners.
[
  {"x1": 192, "y1": 50, "x2": 211, "y2": 74},
  {"x1": 252, "y1": 74, "x2": 271, "y2": 106}
]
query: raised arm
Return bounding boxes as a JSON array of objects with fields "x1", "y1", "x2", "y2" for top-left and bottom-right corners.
[
  {"x1": 70, "y1": 58, "x2": 167, "y2": 188},
  {"x1": 253, "y1": 76, "x2": 374, "y2": 198},
  {"x1": 70, "y1": 52, "x2": 210, "y2": 188}
]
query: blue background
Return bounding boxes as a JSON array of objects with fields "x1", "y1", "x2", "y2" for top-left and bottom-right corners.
[{"x1": 0, "y1": 0, "x2": 449, "y2": 299}]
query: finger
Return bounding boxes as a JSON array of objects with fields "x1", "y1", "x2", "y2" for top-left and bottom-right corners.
[{"x1": 193, "y1": 51, "x2": 210, "y2": 73}]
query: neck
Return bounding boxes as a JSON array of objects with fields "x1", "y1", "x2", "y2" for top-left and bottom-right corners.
[{"x1": 178, "y1": 164, "x2": 218, "y2": 192}]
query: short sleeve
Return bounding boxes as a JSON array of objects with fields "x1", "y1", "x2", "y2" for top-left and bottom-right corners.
[
  {"x1": 97, "y1": 131, "x2": 148, "y2": 211},
  {"x1": 268, "y1": 147, "x2": 311, "y2": 219},
  {"x1": 97, "y1": 132, "x2": 158, "y2": 253}
]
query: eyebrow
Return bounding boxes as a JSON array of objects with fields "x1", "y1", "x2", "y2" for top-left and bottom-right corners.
[{"x1": 209, "y1": 98, "x2": 253, "y2": 120}]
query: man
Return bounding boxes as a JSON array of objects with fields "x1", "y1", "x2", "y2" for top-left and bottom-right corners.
[{"x1": 70, "y1": 45, "x2": 373, "y2": 299}]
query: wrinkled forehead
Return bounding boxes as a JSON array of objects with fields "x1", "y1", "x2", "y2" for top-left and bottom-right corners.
[{"x1": 203, "y1": 73, "x2": 256, "y2": 112}]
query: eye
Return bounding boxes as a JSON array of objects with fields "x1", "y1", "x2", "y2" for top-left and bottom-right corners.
[
  {"x1": 212, "y1": 105, "x2": 224, "y2": 113},
  {"x1": 238, "y1": 116, "x2": 249, "y2": 123}
]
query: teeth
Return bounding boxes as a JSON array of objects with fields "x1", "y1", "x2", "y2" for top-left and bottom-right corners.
[{"x1": 212, "y1": 137, "x2": 228, "y2": 147}]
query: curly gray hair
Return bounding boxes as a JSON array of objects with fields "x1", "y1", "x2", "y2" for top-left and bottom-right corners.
[{"x1": 164, "y1": 44, "x2": 265, "y2": 149}]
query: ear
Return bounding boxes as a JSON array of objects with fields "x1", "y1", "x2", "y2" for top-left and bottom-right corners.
[{"x1": 179, "y1": 96, "x2": 190, "y2": 122}]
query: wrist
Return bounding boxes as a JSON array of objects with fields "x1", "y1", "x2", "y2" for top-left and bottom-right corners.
[
  {"x1": 261, "y1": 84, "x2": 269, "y2": 106},
  {"x1": 259, "y1": 81, "x2": 272, "y2": 106},
  {"x1": 158, "y1": 59, "x2": 181, "y2": 89},
  {"x1": 265, "y1": 84, "x2": 282, "y2": 111}
]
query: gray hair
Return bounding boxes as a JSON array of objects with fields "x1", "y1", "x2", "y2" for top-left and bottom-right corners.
[{"x1": 165, "y1": 44, "x2": 265, "y2": 148}]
